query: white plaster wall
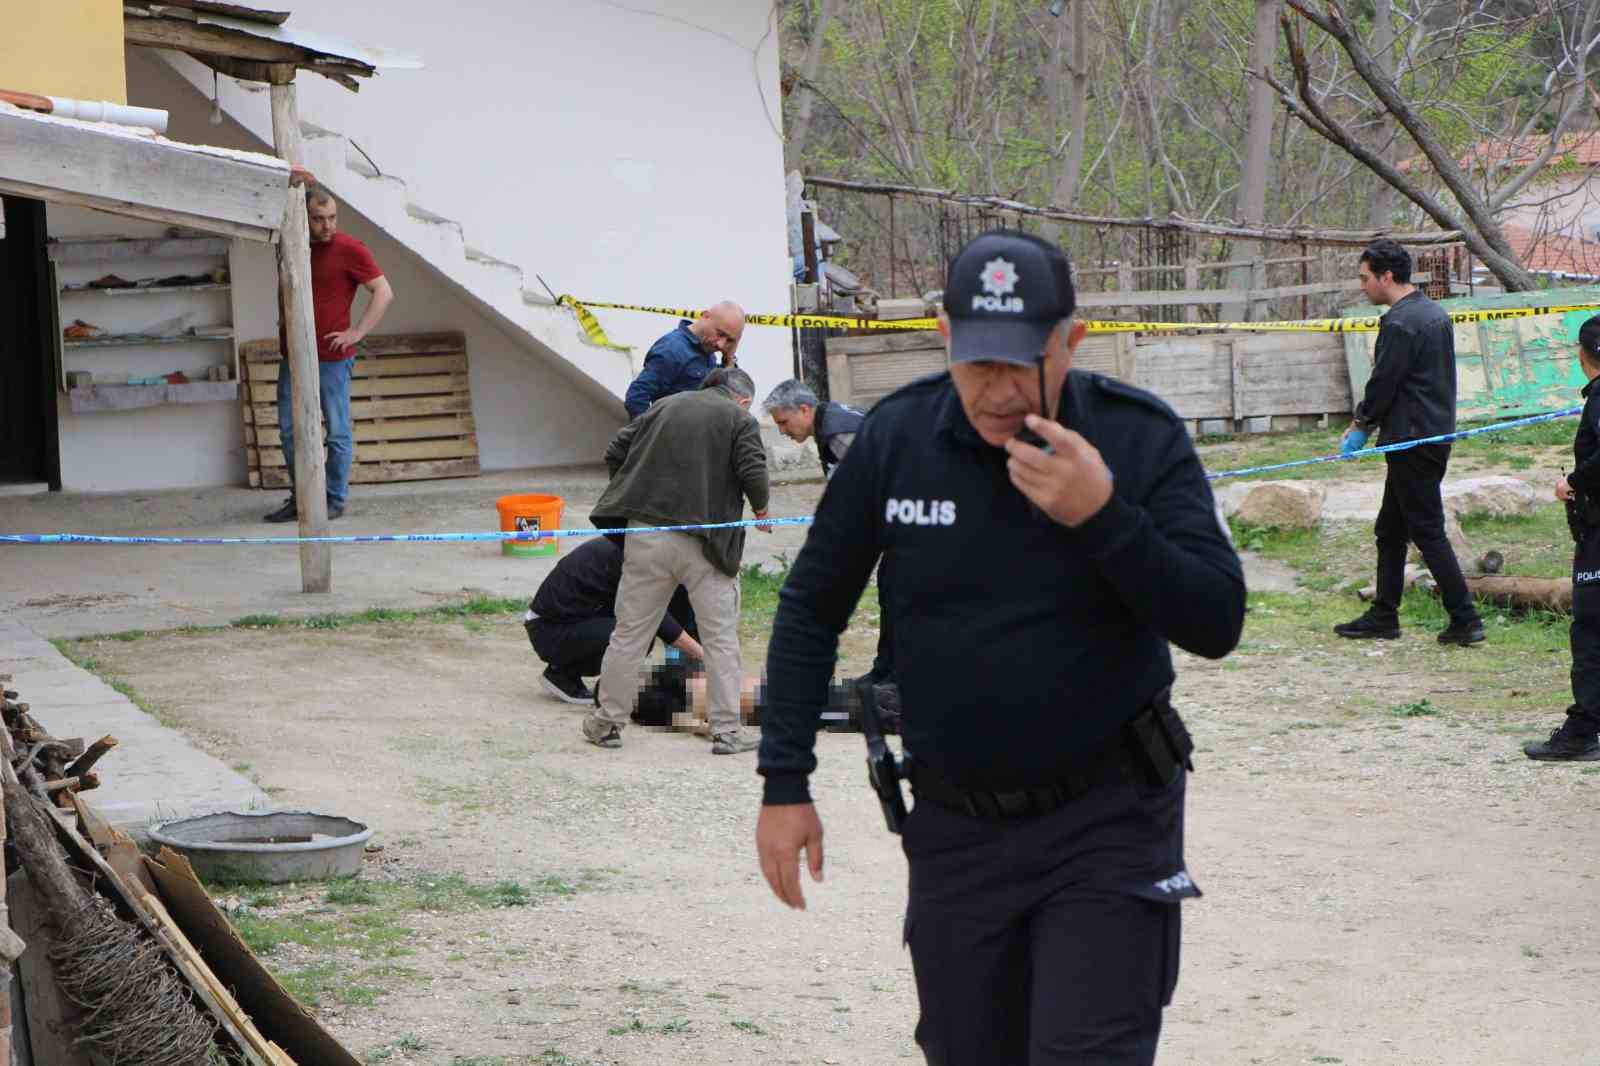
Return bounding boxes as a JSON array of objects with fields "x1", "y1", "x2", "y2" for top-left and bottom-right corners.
[
  {"x1": 48, "y1": 205, "x2": 247, "y2": 492},
  {"x1": 131, "y1": 1, "x2": 795, "y2": 402},
  {"x1": 128, "y1": 48, "x2": 621, "y2": 475},
  {"x1": 1499, "y1": 172, "x2": 1600, "y2": 240}
]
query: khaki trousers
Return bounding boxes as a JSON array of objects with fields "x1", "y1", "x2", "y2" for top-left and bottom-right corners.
[{"x1": 596, "y1": 523, "x2": 742, "y2": 735}]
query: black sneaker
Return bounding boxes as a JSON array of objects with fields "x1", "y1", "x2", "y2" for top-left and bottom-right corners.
[
  {"x1": 1523, "y1": 723, "x2": 1600, "y2": 761},
  {"x1": 327, "y1": 500, "x2": 346, "y2": 520},
  {"x1": 263, "y1": 498, "x2": 297, "y2": 523},
  {"x1": 1437, "y1": 618, "x2": 1486, "y2": 647},
  {"x1": 1333, "y1": 611, "x2": 1400, "y2": 640},
  {"x1": 540, "y1": 666, "x2": 594, "y2": 706}
]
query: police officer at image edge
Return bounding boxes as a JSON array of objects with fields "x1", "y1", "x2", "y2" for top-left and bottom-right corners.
[
  {"x1": 755, "y1": 230, "x2": 1247, "y2": 1065},
  {"x1": 1528, "y1": 313, "x2": 1600, "y2": 762}
]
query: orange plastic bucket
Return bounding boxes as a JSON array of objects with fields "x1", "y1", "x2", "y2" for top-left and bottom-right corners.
[{"x1": 495, "y1": 494, "x2": 563, "y2": 557}]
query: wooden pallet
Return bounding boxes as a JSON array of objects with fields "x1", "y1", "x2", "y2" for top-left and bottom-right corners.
[{"x1": 239, "y1": 331, "x2": 481, "y2": 488}]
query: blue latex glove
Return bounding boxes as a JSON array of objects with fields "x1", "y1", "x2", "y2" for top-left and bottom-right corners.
[{"x1": 1340, "y1": 428, "x2": 1370, "y2": 456}]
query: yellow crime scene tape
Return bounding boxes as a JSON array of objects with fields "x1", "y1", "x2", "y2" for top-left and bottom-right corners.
[{"x1": 558, "y1": 296, "x2": 1600, "y2": 349}]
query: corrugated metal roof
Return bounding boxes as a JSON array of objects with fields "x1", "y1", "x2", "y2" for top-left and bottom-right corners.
[{"x1": 189, "y1": 11, "x2": 422, "y2": 69}]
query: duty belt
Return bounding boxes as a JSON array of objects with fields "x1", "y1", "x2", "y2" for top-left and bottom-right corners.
[{"x1": 906, "y1": 692, "x2": 1192, "y2": 821}]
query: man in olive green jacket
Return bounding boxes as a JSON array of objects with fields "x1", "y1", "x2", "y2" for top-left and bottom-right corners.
[{"x1": 585, "y1": 367, "x2": 771, "y2": 754}]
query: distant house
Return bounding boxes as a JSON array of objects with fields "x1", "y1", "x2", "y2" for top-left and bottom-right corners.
[{"x1": 1399, "y1": 132, "x2": 1600, "y2": 281}]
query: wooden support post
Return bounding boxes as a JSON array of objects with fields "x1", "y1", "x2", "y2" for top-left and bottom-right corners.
[
  {"x1": 1249, "y1": 257, "x2": 1268, "y2": 322},
  {"x1": 1183, "y1": 259, "x2": 1199, "y2": 323},
  {"x1": 800, "y1": 210, "x2": 819, "y2": 285},
  {"x1": 1116, "y1": 233, "x2": 1134, "y2": 321},
  {"x1": 270, "y1": 79, "x2": 332, "y2": 593}
]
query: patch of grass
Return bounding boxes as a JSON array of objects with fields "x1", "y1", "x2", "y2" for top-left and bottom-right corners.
[
  {"x1": 325, "y1": 878, "x2": 380, "y2": 905},
  {"x1": 1390, "y1": 698, "x2": 1441, "y2": 718},
  {"x1": 1202, "y1": 416, "x2": 1575, "y2": 486},
  {"x1": 449, "y1": 1058, "x2": 507, "y2": 1066},
  {"x1": 730, "y1": 1020, "x2": 766, "y2": 1035},
  {"x1": 1521, "y1": 945, "x2": 1543, "y2": 958},
  {"x1": 103, "y1": 677, "x2": 181, "y2": 728},
  {"x1": 227, "y1": 870, "x2": 605, "y2": 1008},
  {"x1": 607, "y1": 1017, "x2": 692, "y2": 1036},
  {"x1": 1458, "y1": 508, "x2": 1571, "y2": 579},
  {"x1": 70, "y1": 596, "x2": 527, "y2": 648},
  {"x1": 536, "y1": 1052, "x2": 601, "y2": 1066},
  {"x1": 231, "y1": 613, "x2": 286, "y2": 628},
  {"x1": 1226, "y1": 518, "x2": 1370, "y2": 593}
]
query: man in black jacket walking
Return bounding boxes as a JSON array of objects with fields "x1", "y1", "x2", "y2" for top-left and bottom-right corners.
[{"x1": 1335, "y1": 239, "x2": 1484, "y2": 646}]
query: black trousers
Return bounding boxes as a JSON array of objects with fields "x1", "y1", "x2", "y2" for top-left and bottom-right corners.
[
  {"x1": 901, "y1": 764, "x2": 1194, "y2": 1066},
  {"x1": 528, "y1": 588, "x2": 698, "y2": 679},
  {"x1": 1570, "y1": 533, "x2": 1600, "y2": 734},
  {"x1": 1372, "y1": 444, "x2": 1475, "y2": 624}
]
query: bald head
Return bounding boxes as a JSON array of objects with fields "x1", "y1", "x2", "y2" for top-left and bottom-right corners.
[{"x1": 691, "y1": 300, "x2": 745, "y2": 358}]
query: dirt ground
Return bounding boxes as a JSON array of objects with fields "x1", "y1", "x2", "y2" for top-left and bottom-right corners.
[
  {"x1": 45, "y1": 423, "x2": 1600, "y2": 1066},
  {"x1": 68, "y1": 571, "x2": 1599, "y2": 1066}
]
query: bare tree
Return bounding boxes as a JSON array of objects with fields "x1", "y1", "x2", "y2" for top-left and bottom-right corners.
[
  {"x1": 1225, "y1": 0, "x2": 1282, "y2": 320},
  {"x1": 1266, "y1": 0, "x2": 1600, "y2": 292},
  {"x1": 1365, "y1": 0, "x2": 1397, "y2": 229},
  {"x1": 787, "y1": 0, "x2": 839, "y2": 160}
]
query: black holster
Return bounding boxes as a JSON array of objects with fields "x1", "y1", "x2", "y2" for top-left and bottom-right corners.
[
  {"x1": 1125, "y1": 689, "x2": 1194, "y2": 788},
  {"x1": 855, "y1": 677, "x2": 907, "y2": 834},
  {"x1": 1569, "y1": 474, "x2": 1600, "y2": 545}
]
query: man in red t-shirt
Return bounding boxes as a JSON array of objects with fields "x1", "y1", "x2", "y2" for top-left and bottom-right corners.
[{"x1": 265, "y1": 187, "x2": 395, "y2": 522}]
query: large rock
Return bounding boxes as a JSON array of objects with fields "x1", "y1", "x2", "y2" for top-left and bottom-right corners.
[
  {"x1": 1232, "y1": 480, "x2": 1327, "y2": 529},
  {"x1": 1442, "y1": 476, "x2": 1539, "y2": 519}
]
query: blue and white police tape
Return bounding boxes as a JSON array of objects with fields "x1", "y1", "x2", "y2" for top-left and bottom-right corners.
[
  {"x1": 0, "y1": 408, "x2": 1581, "y2": 545},
  {"x1": 1205, "y1": 405, "x2": 1582, "y2": 482},
  {"x1": 0, "y1": 516, "x2": 816, "y2": 547}
]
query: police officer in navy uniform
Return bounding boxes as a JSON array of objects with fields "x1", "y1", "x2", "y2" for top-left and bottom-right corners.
[
  {"x1": 754, "y1": 230, "x2": 1246, "y2": 1065},
  {"x1": 1527, "y1": 313, "x2": 1600, "y2": 762}
]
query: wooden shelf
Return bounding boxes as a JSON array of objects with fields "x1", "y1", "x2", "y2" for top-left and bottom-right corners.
[
  {"x1": 60, "y1": 282, "x2": 231, "y2": 297},
  {"x1": 47, "y1": 236, "x2": 228, "y2": 266},
  {"x1": 63, "y1": 331, "x2": 234, "y2": 349},
  {"x1": 67, "y1": 381, "x2": 239, "y2": 414}
]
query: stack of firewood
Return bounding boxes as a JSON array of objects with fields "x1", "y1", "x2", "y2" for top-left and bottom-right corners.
[{"x1": 2, "y1": 677, "x2": 117, "y2": 811}]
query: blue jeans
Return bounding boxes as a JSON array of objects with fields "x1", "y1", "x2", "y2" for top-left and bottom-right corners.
[{"x1": 276, "y1": 357, "x2": 353, "y2": 504}]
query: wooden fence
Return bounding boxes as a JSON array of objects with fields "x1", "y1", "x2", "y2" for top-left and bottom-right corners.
[{"x1": 826, "y1": 329, "x2": 1351, "y2": 435}]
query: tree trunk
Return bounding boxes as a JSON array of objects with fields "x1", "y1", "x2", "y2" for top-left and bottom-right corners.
[
  {"x1": 1225, "y1": 0, "x2": 1280, "y2": 322},
  {"x1": 788, "y1": 0, "x2": 838, "y2": 161},
  {"x1": 1366, "y1": 0, "x2": 1396, "y2": 231},
  {"x1": 1461, "y1": 576, "x2": 1571, "y2": 613}
]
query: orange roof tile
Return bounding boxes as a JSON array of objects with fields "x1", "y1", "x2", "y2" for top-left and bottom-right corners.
[
  {"x1": 1398, "y1": 131, "x2": 1600, "y2": 176},
  {"x1": 1493, "y1": 223, "x2": 1600, "y2": 277}
]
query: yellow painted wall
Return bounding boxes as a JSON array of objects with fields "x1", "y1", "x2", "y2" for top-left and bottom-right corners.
[{"x1": 0, "y1": 0, "x2": 126, "y2": 102}]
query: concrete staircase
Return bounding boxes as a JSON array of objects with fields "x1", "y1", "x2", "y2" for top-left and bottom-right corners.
[{"x1": 157, "y1": 56, "x2": 633, "y2": 403}]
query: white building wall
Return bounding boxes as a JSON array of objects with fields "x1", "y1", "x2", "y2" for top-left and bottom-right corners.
[
  {"x1": 1499, "y1": 172, "x2": 1600, "y2": 240},
  {"x1": 136, "y1": 0, "x2": 794, "y2": 402}
]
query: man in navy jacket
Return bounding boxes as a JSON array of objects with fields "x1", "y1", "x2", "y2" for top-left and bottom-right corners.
[{"x1": 623, "y1": 301, "x2": 745, "y2": 418}]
